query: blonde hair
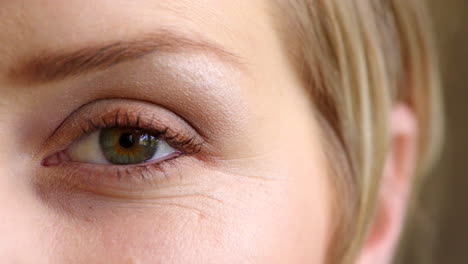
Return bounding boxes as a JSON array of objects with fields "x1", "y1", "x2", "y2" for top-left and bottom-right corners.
[{"x1": 273, "y1": 0, "x2": 443, "y2": 263}]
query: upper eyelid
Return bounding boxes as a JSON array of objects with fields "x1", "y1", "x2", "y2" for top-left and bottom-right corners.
[
  {"x1": 38, "y1": 98, "x2": 206, "y2": 162},
  {"x1": 46, "y1": 98, "x2": 188, "y2": 141},
  {"x1": 82, "y1": 110, "x2": 169, "y2": 136}
]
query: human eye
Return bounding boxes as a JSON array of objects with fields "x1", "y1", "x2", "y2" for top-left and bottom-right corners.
[
  {"x1": 39, "y1": 99, "x2": 205, "y2": 194},
  {"x1": 66, "y1": 126, "x2": 179, "y2": 165}
]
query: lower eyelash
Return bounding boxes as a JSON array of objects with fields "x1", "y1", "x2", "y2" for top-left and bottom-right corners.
[
  {"x1": 38, "y1": 154, "x2": 195, "y2": 196},
  {"x1": 131, "y1": 154, "x2": 182, "y2": 181}
]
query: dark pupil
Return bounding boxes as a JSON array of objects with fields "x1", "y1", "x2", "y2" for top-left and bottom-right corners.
[{"x1": 119, "y1": 133, "x2": 135, "y2": 148}]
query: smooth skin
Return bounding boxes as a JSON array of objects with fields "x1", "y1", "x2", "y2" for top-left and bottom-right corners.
[{"x1": 0, "y1": 1, "x2": 416, "y2": 263}]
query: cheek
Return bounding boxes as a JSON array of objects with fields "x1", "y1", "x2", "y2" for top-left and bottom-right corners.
[
  {"x1": 1, "y1": 80, "x2": 331, "y2": 264},
  {"x1": 40, "y1": 100, "x2": 332, "y2": 263},
  {"x1": 40, "y1": 160, "x2": 331, "y2": 264},
  {"x1": 276, "y1": 131, "x2": 332, "y2": 263}
]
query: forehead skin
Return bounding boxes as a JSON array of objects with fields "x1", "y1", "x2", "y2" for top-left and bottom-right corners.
[
  {"x1": 0, "y1": 0, "x2": 274, "y2": 76},
  {"x1": 0, "y1": 1, "x2": 332, "y2": 263}
]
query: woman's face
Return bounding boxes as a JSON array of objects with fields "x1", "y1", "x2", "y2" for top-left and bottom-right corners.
[{"x1": 0, "y1": 1, "x2": 332, "y2": 263}]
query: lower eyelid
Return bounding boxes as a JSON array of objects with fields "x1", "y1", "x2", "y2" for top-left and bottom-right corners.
[{"x1": 37, "y1": 154, "x2": 195, "y2": 197}]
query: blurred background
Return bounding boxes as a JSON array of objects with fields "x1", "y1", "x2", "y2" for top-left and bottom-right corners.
[{"x1": 396, "y1": 0, "x2": 467, "y2": 263}]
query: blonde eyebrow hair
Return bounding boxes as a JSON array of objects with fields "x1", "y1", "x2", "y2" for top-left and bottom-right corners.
[{"x1": 8, "y1": 30, "x2": 243, "y2": 85}]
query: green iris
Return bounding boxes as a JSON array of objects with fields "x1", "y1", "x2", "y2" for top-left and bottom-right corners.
[{"x1": 99, "y1": 128, "x2": 159, "y2": 165}]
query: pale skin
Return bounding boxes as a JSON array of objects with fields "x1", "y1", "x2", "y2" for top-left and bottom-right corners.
[{"x1": 0, "y1": 1, "x2": 417, "y2": 263}]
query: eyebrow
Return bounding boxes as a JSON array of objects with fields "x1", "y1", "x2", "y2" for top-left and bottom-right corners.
[{"x1": 8, "y1": 30, "x2": 243, "y2": 85}]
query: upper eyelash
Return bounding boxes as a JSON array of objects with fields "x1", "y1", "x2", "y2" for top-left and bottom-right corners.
[{"x1": 79, "y1": 110, "x2": 204, "y2": 155}]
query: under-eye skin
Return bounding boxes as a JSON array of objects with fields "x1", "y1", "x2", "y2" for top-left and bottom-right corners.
[{"x1": 39, "y1": 99, "x2": 206, "y2": 193}]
